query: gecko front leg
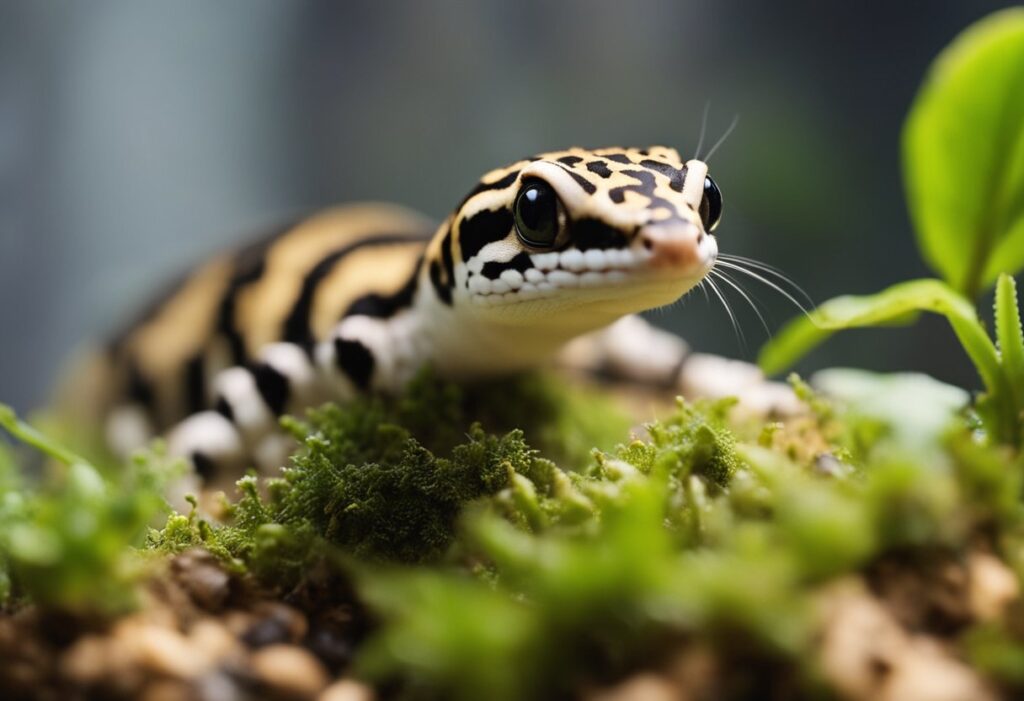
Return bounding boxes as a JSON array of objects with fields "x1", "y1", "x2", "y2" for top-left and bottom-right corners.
[
  {"x1": 559, "y1": 315, "x2": 802, "y2": 418},
  {"x1": 162, "y1": 309, "x2": 427, "y2": 479},
  {"x1": 164, "y1": 341, "x2": 321, "y2": 479}
]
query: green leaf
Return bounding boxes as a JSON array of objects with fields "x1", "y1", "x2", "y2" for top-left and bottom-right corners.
[
  {"x1": 995, "y1": 274, "x2": 1024, "y2": 417},
  {"x1": 759, "y1": 279, "x2": 997, "y2": 382},
  {"x1": 811, "y1": 368, "x2": 970, "y2": 456},
  {"x1": 0, "y1": 404, "x2": 89, "y2": 467},
  {"x1": 903, "y1": 8, "x2": 1024, "y2": 298}
]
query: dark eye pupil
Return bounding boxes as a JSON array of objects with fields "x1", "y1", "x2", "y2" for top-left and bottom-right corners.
[
  {"x1": 515, "y1": 181, "x2": 559, "y2": 247},
  {"x1": 700, "y1": 176, "x2": 723, "y2": 232}
]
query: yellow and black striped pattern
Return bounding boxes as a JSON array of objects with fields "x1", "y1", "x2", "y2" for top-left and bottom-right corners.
[{"x1": 108, "y1": 205, "x2": 432, "y2": 431}]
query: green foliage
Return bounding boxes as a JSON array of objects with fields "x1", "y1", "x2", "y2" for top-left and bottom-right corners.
[
  {"x1": 812, "y1": 368, "x2": 970, "y2": 457},
  {"x1": 358, "y1": 570, "x2": 544, "y2": 701},
  {"x1": 759, "y1": 279, "x2": 988, "y2": 376},
  {"x1": 759, "y1": 277, "x2": 1024, "y2": 444},
  {"x1": 6, "y1": 361, "x2": 1024, "y2": 698},
  {"x1": 354, "y1": 402, "x2": 803, "y2": 701},
  {"x1": 148, "y1": 371, "x2": 631, "y2": 573},
  {"x1": 352, "y1": 383, "x2": 1024, "y2": 700},
  {"x1": 760, "y1": 9, "x2": 1024, "y2": 449},
  {"x1": 0, "y1": 404, "x2": 174, "y2": 613},
  {"x1": 151, "y1": 367, "x2": 1024, "y2": 700},
  {"x1": 995, "y1": 275, "x2": 1024, "y2": 433},
  {"x1": 286, "y1": 422, "x2": 546, "y2": 562},
  {"x1": 903, "y1": 8, "x2": 1024, "y2": 297},
  {"x1": 966, "y1": 623, "x2": 1024, "y2": 685}
]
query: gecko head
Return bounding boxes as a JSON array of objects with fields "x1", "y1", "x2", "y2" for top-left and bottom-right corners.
[{"x1": 429, "y1": 146, "x2": 720, "y2": 332}]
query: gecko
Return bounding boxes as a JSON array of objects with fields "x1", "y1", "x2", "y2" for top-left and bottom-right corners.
[{"x1": 79, "y1": 146, "x2": 794, "y2": 479}]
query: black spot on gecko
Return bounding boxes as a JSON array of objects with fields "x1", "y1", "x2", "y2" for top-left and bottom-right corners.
[
  {"x1": 640, "y1": 159, "x2": 686, "y2": 191},
  {"x1": 609, "y1": 169, "x2": 681, "y2": 216},
  {"x1": 191, "y1": 452, "x2": 216, "y2": 481},
  {"x1": 252, "y1": 362, "x2": 289, "y2": 416},
  {"x1": 620, "y1": 169, "x2": 658, "y2": 190},
  {"x1": 429, "y1": 259, "x2": 452, "y2": 305},
  {"x1": 183, "y1": 353, "x2": 207, "y2": 415},
  {"x1": 458, "y1": 207, "x2": 514, "y2": 260},
  {"x1": 214, "y1": 395, "x2": 234, "y2": 422},
  {"x1": 217, "y1": 219, "x2": 302, "y2": 365},
  {"x1": 427, "y1": 226, "x2": 456, "y2": 305},
  {"x1": 572, "y1": 219, "x2": 629, "y2": 251},
  {"x1": 586, "y1": 160, "x2": 613, "y2": 178},
  {"x1": 480, "y1": 252, "x2": 533, "y2": 279},
  {"x1": 347, "y1": 259, "x2": 421, "y2": 317},
  {"x1": 126, "y1": 360, "x2": 155, "y2": 412},
  {"x1": 440, "y1": 226, "x2": 456, "y2": 290},
  {"x1": 334, "y1": 338, "x2": 375, "y2": 391},
  {"x1": 458, "y1": 169, "x2": 520, "y2": 208},
  {"x1": 557, "y1": 155, "x2": 583, "y2": 166},
  {"x1": 555, "y1": 164, "x2": 598, "y2": 194},
  {"x1": 609, "y1": 169, "x2": 658, "y2": 203},
  {"x1": 603, "y1": 153, "x2": 632, "y2": 165}
]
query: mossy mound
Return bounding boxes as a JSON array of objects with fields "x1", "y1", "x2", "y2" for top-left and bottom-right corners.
[{"x1": 3, "y1": 369, "x2": 1024, "y2": 700}]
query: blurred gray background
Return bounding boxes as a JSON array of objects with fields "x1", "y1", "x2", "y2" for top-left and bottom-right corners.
[{"x1": 0, "y1": 0, "x2": 1013, "y2": 412}]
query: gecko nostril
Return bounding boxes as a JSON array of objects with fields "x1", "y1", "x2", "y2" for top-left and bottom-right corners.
[{"x1": 637, "y1": 221, "x2": 702, "y2": 269}]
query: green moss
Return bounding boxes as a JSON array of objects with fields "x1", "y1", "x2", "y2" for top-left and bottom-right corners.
[
  {"x1": 6, "y1": 364, "x2": 1024, "y2": 698},
  {"x1": 338, "y1": 381, "x2": 1024, "y2": 698},
  {"x1": 148, "y1": 371, "x2": 628, "y2": 573},
  {"x1": 0, "y1": 405, "x2": 177, "y2": 613}
]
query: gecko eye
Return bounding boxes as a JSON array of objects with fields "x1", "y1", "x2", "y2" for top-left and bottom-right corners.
[
  {"x1": 699, "y1": 176, "x2": 723, "y2": 232},
  {"x1": 514, "y1": 179, "x2": 566, "y2": 249}
]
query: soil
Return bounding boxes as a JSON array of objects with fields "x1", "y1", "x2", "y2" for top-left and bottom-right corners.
[{"x1": 1, "y1": 544, "x2": 1019, "y2": 701}]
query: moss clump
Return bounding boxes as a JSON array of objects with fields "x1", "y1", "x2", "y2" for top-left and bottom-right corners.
[
  {"x1": 147, "y1": 370, "x2": 631, "y2": 572},
  {"x1": 6, "y1": 367, "x2": 1024, "y2": 699},
  {"x1": 0, "y1": 405, "x2": 175, "y2": 613},
  {"x1": 283, "y1": 424, "x2": 549, "y2": 562}
]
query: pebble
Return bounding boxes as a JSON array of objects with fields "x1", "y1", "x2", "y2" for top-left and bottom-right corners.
[
  {"x1": 173, "y1": 549, "x2": 232, "y2": 611},
  {"x1": 968, "y1": 552, "x2": 1020, "y2": 621},
  {"x1": 319, "y1": 679, "x2": 376, "y2": 701},
  {"x1": 141, "y1": 680, "x2": 194, "y2": 701},
  {"x1": 305, "y1": 621, "x2": 354, "y2": 672},
  {"x1": 817, "y1": 579, "x2": 996, "y2": 701},
  {"x1": 190, "y1": 619, "x2": 241, "y2": 663},
  {"x1": 813, "y1": 453, "x2": 849, "y2": 478},
  {"x1": 196, "y1": 671, "x2": 246, "y2": 701},
  {"x1": 586, "y1": 674, "x2": 678, "y2": 701},
  {"x1": 251, "y1": 644, "x2": 330, "y2": 698},
  {"x1": 223, "y1": 610, "x2": 259, "y2": 638},
  {"x1": 243, "y1": 602, "x2": 308, "y2": 648},
  {"x1": 135, "y1": 624, "x2": 211, "y2": 679},
  {"x1": 62, "y1": 635, "x2": 113, "y2": 684}
]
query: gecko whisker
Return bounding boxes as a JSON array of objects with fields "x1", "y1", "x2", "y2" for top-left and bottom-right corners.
[
  {"x1": 694, "y1": 102, "x2": 712, "y2": 160},
  {"x1": 710, "y1": 268, "x2": 772, "y2": 337},
  {"x1": 717, "y1": 254, "x2": 814, "y2": 308},
  {"x1": 706, "y1": 275, "x2": 746, "y2": 352},
  {"x1": 702, "y1": 114, "x2": 739, "y2": 162},
  {"x1": 714, "y1": 259, "x2": 813, "y2": 320}
]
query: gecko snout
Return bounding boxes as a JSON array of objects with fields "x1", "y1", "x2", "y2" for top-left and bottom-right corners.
[{"x1": 637, "y1": 220, "x2": 705, "y2": 270}]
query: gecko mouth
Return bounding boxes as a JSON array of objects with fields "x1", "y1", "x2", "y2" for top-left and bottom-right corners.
[{"x1": 468, "y1": 244, "x2": 717, "y2": 307}]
